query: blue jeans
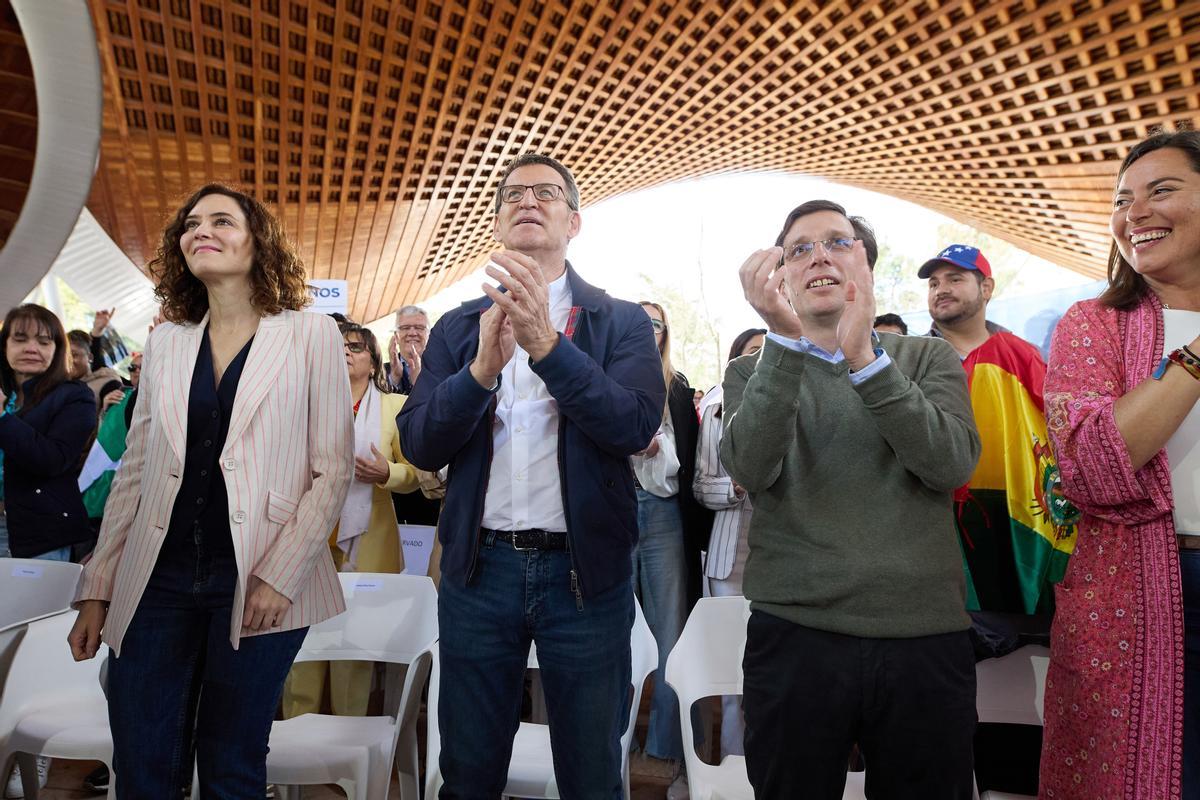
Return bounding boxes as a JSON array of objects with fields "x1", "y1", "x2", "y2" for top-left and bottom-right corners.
[
  {"x1": 0, "y1": 513, "x2": 9, "y2": 558},
  {"x1": 1182, "y1": 549, "x2": 1200, "y2": 795},
  {"x1": 107, "y1": 529, "x2": 307, "y2": 799},
  {"x1": 31, "y1": 546, "x2": 71, "y2": 561},
  {"x1": 438, "y1": 531, "x2": 634, "y2": 799},
  {"x1": 633, "y1": 489, "x2": 687, "y2": 761}
]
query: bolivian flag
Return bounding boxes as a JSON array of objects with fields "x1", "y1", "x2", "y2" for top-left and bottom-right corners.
[{"x1": 957, "y1": 332, "x2": 1078, "y2": 614}]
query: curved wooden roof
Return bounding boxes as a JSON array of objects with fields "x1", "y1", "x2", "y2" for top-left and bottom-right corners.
[{"x1": 83, "y1": 0, "x2": 1200, "y2": 321}]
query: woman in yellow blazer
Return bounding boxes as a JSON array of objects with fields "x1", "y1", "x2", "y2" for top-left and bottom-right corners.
[
  {"x1": 282, "y1": 323, "x2": 421, "y2": 717},
  {"x1": 67, "y1": 184, "x2": 354, "y2": 798}
]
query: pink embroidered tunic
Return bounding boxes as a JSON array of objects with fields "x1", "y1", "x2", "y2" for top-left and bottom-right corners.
[{"x1": 1041, "y1": 292, "x2": 1184, "y2": 799}]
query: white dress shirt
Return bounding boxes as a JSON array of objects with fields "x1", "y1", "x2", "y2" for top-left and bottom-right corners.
[
  {"x1": 1163, "y1": 309, "x2": 1200, "y2": 536},
  {"x1": 630, "y1": 412, "x2": 680, "y2": 498},
  {"x1": 481, "y1": 272, "x2": 573, "y2": 532}
]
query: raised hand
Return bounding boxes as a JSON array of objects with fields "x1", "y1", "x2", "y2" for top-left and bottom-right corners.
[
  {"x1": 482, "y1": 250, "x2": 559, "y2": 361},
  {"x1": 91, "y1": 307, "x2": 116, "y2": 338},
  {"x1": 835, "y1": 240, "x2": 878, "y2": 371},
  {"x1": 354, "y1": 443, "x2": 391, "y2": 484},
  {"x1": 738, "y1": 248, "x2": 804, "y2": 339},
  {"x1": 405, "y1": 340, "x2": 423, "y2": 384},
  {"x1": 470, "y1": 303, "x2": 517, "y2": 388},
  {"x1": 101, "y1": 388, "x2": 125, "y2": 415}
]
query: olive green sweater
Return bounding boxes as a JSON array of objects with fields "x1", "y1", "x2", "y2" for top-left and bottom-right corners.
[{"x1": 720, "y1": 334, "x2": 979, "y2": 638}]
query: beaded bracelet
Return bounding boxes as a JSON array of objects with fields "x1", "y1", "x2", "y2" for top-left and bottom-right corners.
[{"x1": 1153, "y1": 347, "x2": 1200, "y2": 381}]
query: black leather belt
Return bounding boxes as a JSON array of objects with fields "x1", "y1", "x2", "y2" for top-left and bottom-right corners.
[{"x1": 484, "y1": 528, "x2": 568, "y2": 551}]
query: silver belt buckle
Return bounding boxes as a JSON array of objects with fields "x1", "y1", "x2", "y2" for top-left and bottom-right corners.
[{"x1": 510, "y1": 530, "x2": 537, "y2": 552}]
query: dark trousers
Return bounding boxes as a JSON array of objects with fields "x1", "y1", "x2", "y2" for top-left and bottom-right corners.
[
  {"x1": 107, "y1": 529, "x2": 307, "y2": 799},
  {"x1": 1181, "y1": 549, "x2": 1200, "y2": 795},
  {"x1": 742, "y1": 610, "x2": 976, "y2": 800},
  {"x1": 437, "y1": 533, "x2": 634, "y2": 799}
]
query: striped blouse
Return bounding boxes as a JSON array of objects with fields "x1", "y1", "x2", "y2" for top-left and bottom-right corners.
[{"x1": 693, "y1": 386, "x2": 753, "y2": 581}]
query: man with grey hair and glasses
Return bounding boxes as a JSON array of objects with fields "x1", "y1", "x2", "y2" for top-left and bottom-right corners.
[
  {"x1": 386, "y1": 304, "x2": 430, "y2": 394},
  {"x1": 398, "y1": 152, "x2": 664, "y2": 797}
]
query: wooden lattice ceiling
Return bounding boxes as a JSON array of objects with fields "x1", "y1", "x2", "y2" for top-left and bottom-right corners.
[{"x1": 84, "y1": 0, "x2": 1200, "y2": 322}]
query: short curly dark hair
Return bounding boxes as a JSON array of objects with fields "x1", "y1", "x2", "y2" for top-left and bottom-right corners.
[{"x1": 149, "y1": 183, "x2": 311, "y2": 324}]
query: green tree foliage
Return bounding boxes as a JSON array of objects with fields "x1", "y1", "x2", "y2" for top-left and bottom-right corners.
[
  {"x1": 933, "y1": 222, "x2": 1022, "y2": 295},
  {"x1": 872, "y1": 240, "x2": 924, "y2": 315},
  {"x1": 871, "y1": 224, "x2": 1031, "y2": 314},
  {"x1": 636, "y1": 273, "x2": 723, "y2": 394}
]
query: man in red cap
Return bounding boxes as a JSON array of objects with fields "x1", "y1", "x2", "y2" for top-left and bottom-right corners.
[
  {"x1": 921, "y1": 244, "x2": 1001, "y2": 357},
  {"x1": 921, "y1": 242, "x2": 1076, "y2": 614},
  {"x1": 922, "y1": 243, "x2": 1078, "y2": 795}
]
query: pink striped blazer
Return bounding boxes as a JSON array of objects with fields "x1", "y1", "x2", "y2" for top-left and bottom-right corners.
[{"x1": 75, "y1": 310, "x2": 354, "y2": 655}]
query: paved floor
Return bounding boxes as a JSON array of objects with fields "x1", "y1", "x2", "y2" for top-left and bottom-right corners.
[{"x1": 37, "y1": 752, "x2": 680, "y2": 799}]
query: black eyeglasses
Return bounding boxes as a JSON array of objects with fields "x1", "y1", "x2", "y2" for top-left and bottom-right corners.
[
  {"x1": 128, "y1": 364, "x2": 141, "y2": 373},
  {"x1": 344, "y1": 341, "x2": 367, "y2": 354},
  {"x1": 498, "y1": 183, "x2": 569, "y2": 205},
  {"x1": 649, "y1": 319, "x2": 667, "y2": 333},
  {"x1": 782, "y1": 236, "x2": 860, "y2": 264}
]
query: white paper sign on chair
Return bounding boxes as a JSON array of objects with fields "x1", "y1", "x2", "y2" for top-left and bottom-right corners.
[{"x1": 398, "y1": 524, "x2": 436, "y2": 577}]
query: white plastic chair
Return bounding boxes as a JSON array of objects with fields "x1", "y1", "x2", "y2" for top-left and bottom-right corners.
[
  {"x1": 0, "y1": 559, "x2": 83, "y2": 714},
  {"x1": 267, "y1": 573, "x2": 438, "y2": 800},
  {"x1": 665, "y1": 597, "x2": 866, "y2": 800},
  {"x1": 424, "y1": 598, "x2": 658, "y2": 800},
  {"x1": 0, "y1": 558, "x2": 82, "y2": 631},
  {"x1": 0, "y1": 611, "x2": 112, "y2": 800},
  {"x1": 972, "y1": 644, "x2": 1050, "y2": 800},
  {"x1": 665, "y1": 596, "x2": 751, "y2": 800}
]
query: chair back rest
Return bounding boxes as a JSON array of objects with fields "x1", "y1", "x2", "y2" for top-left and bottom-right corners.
[
  {"x1": 0, "y1": 611, "x2": 107, "y2": 743},
  {"x1": 975, "y1": 644, "x2": 1050, "y2": 726},
  {"x1": 293, "y1": 573, "x2": 438, "y2": 666},
  {"x1": 629, "y1": 599, "x2": 657, "y2": 688},
  {"x1": 0, "y1": 559, "x2": 82, "y2": 631},
  {"x1": 665, "y1": 596, "x2": 751, "y2": 705}
]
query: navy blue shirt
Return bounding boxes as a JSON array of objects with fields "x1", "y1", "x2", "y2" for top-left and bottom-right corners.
[{"x1": 163, "y1": 329, "x2": 254, "y2": 554}]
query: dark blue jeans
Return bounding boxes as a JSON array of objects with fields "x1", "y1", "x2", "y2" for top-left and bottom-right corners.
[
  {"x1": 107, "y1": 531, "x2": 307, "y2": 799},
  {"x1": 437, "y1": 532, "x2": 634, "y2": 799},
  {"x1": 1181, "y1": 549, "x2": 1200, "y2": 795}
]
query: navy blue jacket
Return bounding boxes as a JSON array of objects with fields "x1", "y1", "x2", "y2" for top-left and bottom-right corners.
[
  {"x1": 397, "y1": 265, "x2": 665, "y2": 597},
  {"x1": 0, "y1": 379, "x2": 96, "y2": 556}
]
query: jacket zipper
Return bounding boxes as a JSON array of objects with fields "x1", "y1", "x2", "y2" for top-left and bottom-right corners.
[
  {"x1": 466, "y1": 396, "x2": 497, "y2": 584},
  {"x1": 556, "y1": 410, "x2": 584, "y2": 611}
]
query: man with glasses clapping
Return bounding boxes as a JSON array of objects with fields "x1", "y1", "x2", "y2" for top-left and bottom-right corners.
[
  {"x1": 386, "y1": 305, "x2": 430, "y2": 395},
  {"x1": 721, "y1": 199, "x2": 981, "y2": 798},
  {"x1": 397, "y1": 153, "x2": 664, "y2": 798}
]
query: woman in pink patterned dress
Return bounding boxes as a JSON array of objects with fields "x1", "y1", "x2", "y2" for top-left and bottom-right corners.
[{"x1": 1041, "y1": 130, "x2": 1200, "y2": 798}]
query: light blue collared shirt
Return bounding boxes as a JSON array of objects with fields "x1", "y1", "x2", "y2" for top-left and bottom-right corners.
[{"x1": 765, "y1": 331, "x2": 891, "y2": 385}]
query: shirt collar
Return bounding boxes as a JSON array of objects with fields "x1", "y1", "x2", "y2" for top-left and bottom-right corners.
[
  {"x1": 928, "y1": 319, "x2": 1009, "y2": 338},
  {"x1": 547, "y1": 270, "x2": 571, "y2": 305}
]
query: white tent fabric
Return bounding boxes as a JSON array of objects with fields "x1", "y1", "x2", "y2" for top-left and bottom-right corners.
[{"x1": 45, "y1": 208, "x2": 156, "y2": 347}]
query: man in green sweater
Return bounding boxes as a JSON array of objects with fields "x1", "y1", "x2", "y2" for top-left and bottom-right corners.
[{"x1": 722, "y1": 200, "x2": 981, "y2": 799}]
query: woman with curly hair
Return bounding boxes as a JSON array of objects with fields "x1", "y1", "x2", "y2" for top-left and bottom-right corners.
[{"x1": 67, "y1": 184, "x2": 354, "y2": 798}]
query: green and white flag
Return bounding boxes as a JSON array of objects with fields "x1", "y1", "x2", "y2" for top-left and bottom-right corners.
[{"x1": 78, "y1": 391, "x2": 132, "y2": 518}]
